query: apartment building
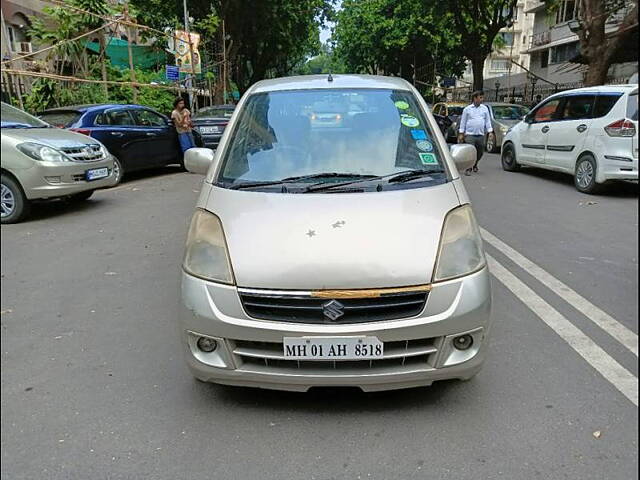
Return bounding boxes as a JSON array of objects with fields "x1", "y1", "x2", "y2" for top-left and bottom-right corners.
[
  {"x1": 525, "y1": 0, "x2": 637, "y2": 84},
  {"x1": 1, "y1": 0, "x2": 47, "y2": 57}
]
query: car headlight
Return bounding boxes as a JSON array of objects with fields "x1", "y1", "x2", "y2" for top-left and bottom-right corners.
[
  {"x1": 183, "y1": 209, "x2": 235, "y2": 284},
  {"x1": 97, "y1": 143, "x2": 110, "y2": 158},
  {"x1": 433, "y1": 204, "x2": 486, "y2": 282},
  {"x1": 16, "y1": 142, "x2": 71, "y2": 162},
  {"x1": 499, "y1": 124, "x2": 509, "y2": 132}
]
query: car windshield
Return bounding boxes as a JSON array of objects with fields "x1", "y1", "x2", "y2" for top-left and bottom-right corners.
[
  {"x1": 194, "y1": 107, "x2": 234, "y2": 119},
  {"x1": 1, "y1": 102, "x2": 50, "y2": 129},
  {"x1": 492, "y1": 105, "x2": 530, "y2": 120},
  {"x1": 217, "y1": 88, "x2": 446, "y2": 190},
  {"x1": 448, "y1": 106, "x2": 464, "y2": 116}
]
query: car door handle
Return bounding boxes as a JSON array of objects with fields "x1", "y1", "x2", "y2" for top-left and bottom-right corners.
[
  {"x1": 145, "y1": 132, "x2": 157, "y2": 137},
  {"x1": 541, "y1": 126, "x2": 550, "y2": 133},
  {"x1": 111, "y1": 132, "x2": 124, "y2": 137},
  {"x1": 577, "y1": 124, "x2": 588, "y2": 133}
]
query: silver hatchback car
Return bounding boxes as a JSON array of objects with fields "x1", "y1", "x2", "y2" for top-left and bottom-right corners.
[{"x1": 179, "y1": 75, "x2": 491, "y2": 392}]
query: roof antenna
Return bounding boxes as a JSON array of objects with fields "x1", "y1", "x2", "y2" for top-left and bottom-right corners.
[{"x1": 327, "y1": 72, "x2": 333, "y2": 82}]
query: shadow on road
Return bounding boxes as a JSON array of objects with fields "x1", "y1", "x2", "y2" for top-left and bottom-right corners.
[
  {"x1": 517, "y1": 167, "x2": 638, "y2": 198},
  {"x1": 196, "y1": 378, "x2": 466, "y2": 413},
  {"x1": 14, "y1": 166, "x2": 185, "y2": 224}
]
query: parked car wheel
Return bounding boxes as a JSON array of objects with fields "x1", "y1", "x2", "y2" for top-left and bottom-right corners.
[
  {"x1": 575, "y1": 154, "x2": 604, "y2": 194},
  {"x1": 112, "y1": 157, "x2": 123, "y2": 184},
  {"x1": 485, "y1": 134, "x2": 499, "y2": 153},
  {"x1": 1, "y1": 174, "x2": 30, "y2": 224},
  {"x1": 501, "y1": 143, "x2": 520, "y2": 172},
  {"x1": 69, "y1": 190, "x2": 94, "y2": 202}
]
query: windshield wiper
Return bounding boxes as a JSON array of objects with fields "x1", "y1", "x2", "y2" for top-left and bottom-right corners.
[
  {"x1": 303, "y1": 169, "x2": 445, "y2": 192},
  {"x1": 386, "y1": 169, "x2": 445, "y2": 183},
  {"x1": 227, "y1": 172, "x2": 377, "y2": 190}
]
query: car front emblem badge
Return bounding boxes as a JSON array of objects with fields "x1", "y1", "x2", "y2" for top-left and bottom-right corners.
[{"x1": 322, "y1": 300, "x2": 345, "y2": 321}]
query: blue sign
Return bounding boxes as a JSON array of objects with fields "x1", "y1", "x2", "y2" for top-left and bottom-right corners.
[
  {"x1": 441, "y1": 77, "x2": 456, "y2": 88},
  {"x1": 166, "y1": 65, "x2": 180, "y2": 81}
]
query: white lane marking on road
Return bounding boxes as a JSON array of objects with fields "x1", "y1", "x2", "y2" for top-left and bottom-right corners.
[
  {"x1": 481, "y1": 227, "x2": 638, "y2": 357},
  {"x1": 488, "y1": 254, "x2": 638, "y2": 407}
]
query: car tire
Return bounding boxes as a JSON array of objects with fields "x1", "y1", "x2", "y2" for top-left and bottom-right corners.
[
  {"x1": 69, "y1": 190, "x2": 94, "y2": 202},
  {"x1": 112, "y1": 157, "x2": 123, "y2": 184},
  {"x1": 486, "y1": 134, "x2": 499, "y2": 153},
  {"x1": 1, "y1": 174, "x2": 30, "y2": 224},
  {"x1": 574, "y1": 154, "x2": 604, "y2": 194},
  {"x1": 501, "y1": 143, "x2": 520, "y2": 172}
]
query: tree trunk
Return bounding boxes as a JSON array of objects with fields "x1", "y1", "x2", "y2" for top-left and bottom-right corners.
[
  {"x1": 584, "y1": 54, "x2": 611, "y2": 86},
  {"x1": 471, "y1": 55, "x2": 485, "y2": 91}
]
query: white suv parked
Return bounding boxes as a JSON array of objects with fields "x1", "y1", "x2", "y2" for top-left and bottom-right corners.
[{"x1": 501, "y1": 85, "x2": 638, "y2": 193}]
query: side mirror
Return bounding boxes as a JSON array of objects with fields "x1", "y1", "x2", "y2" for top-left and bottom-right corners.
[
  {"x1": 523, "y1": 114, "x2": 533, "y2": 124},
  {"x1": 184, "y1": 147, "x2": 215, "y2": 175},
  {"x1": 449, "y1": 144, "x2": 477, "y2": 173}
]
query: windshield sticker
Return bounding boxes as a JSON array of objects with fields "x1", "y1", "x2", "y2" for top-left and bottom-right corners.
[
  {"x1": 410, "y1": 129, "x2": 428, "y2": 140},
  {"x1": 416, "y1": 140, "x2": 433, "y2": 152},
  {"x1": 400, "y1": 114, "x2": 420, "y2": 127},
  {"x1": 419, "y1": 153, "x2": 438, "y2": 165},
  {"x1": 394, "y1": 100, "x2": 410, "y2": 110}
]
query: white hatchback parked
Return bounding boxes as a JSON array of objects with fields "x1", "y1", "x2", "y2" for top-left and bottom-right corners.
[{"x1": 501, "y1": 84, "x2": 638, "y2": 193}]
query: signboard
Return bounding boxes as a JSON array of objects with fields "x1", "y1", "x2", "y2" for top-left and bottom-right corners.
[
  {"x1": 441, "y1": 77, "x2": 456, "y2": 88},
  {"x1": 174, "y1": 30, "x2": 201, "y2": 74},
  {"x1": 165, "y1": 65, "x2": 180, "y2": 81}
]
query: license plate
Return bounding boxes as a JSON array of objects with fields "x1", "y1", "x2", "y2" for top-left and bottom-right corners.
[
  {"x1": 86, "y1": 167, "x2": 109, "y2": 181},
  {"x1": 199, "y1": 126, "x2": 219, "y2": 134},
  {"x1": 283, "y1": 336, "x2": 383, "y2": 360}
]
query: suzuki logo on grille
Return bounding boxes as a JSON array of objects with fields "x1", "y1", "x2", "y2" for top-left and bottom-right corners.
[{"x1": 322, "y1": 300, "x2": 345, "y2": 321}]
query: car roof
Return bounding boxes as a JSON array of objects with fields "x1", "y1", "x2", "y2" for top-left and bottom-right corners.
[
  {"x1": 41, "y1": 104, "x2": 154, "y2": 113},
  {"x1": 549, "y1": 84, "x2": 638, "y2": 96},
  {"x1": 485, "y1": 102, "x2": 527, "y2": 107},
  {"x1": 200, "y1": 104, "x2": 235, "y2": 109},
  {"x1": 249, "y1": 74, "x2": 413, "y2": 94}
]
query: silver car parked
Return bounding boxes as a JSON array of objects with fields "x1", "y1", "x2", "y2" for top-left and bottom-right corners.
[
  {"x1": 1, "y1": 102, "x2": 117, "y2": 223},
  {"x1": 484, "y1": 102, "x2": 530, "y2": 153},
  {"x1": 179, "y1": 75, "x2": 492, "y2": 392}
]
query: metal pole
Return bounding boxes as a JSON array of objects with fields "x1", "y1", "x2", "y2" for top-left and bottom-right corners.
[
  {"x1": 183, "y1": 0, "x2": 195, "y2": 111},
  {"x1": 507, "y1": 21, "x2": 515, "y2": 101},
  {"x1": 222, "y1": 19, "x2": 227, "y2": 104},
  {"x1": 124, "y1": 4, "x2": 137, "y2": 103}
]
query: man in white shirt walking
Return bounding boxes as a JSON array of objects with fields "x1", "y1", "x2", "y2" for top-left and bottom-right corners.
[{"x1": 457, "y1": 90, "x2": 495, "y2": 175}]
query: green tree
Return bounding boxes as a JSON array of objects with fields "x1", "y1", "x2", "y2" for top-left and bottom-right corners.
[
  {"x1": 130, "y1": 0, "x2": 334, "y2": 94},
  {"x1": 439, "y1": 0, "x2": 517, "y2": 90},
  {"x1": 332, "y1": 0, "x2": 467, "y2": 86}
]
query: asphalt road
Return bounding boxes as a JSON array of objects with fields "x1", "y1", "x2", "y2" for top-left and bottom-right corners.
[{"x1": 1, "y1": 156, "x2": 638, "y2": 480}]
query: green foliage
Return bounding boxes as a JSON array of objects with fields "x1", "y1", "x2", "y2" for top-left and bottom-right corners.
[
  {"x1": 332, "y1": 0, "x2": 467, "y2": 83},
  {"x1": 441, "y1": 0, "x2": 517, "y2": 89},
  {"x1": 129, "y1": 0, "x2": 334, "y2": 93},
  {"x1": 22, "y1": 65, "x2": 176, "y2": 115}
]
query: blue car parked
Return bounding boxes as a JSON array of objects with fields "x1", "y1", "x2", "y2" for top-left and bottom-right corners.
[{"x1": 38, "y1": 104, "x2": 201, "y2": 182}]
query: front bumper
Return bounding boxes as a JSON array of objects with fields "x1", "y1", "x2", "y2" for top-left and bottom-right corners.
[
  {"x1": 179, "y1": 266, "x2": 492, "y2": 392},
  {"x1": 19, "y1": 156, "x2": 118, "y2": 200}
]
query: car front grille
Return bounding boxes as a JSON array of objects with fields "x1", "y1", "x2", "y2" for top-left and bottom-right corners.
[
  {"x1": 60, "y1": 144, "x2": 104, "y2": 162},
  {"x1": 231, "y1": 337, "x2": 439, "y2": 373},
  {"x1": 239, "y1": 288, "x2": 429, "y2": 324}
]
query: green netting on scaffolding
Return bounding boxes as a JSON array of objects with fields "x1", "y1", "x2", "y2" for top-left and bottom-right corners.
[{"x1": 85, "y1": 38, "x2": 168, "y2": 70}]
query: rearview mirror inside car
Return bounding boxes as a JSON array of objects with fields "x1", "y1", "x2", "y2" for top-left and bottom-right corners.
[
  {"x1": 184, "y1": 148, "x2": 215, "y2": 175},
  {"x1": 449, "y1": 144, "x2": 477, "y2": 173}
]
